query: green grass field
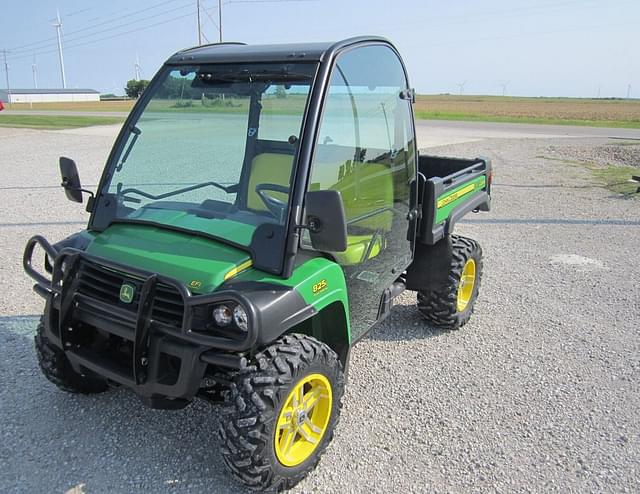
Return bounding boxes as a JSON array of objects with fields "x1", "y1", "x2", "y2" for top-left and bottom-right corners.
[
  {"x1": 541, "y1": 155, "x2": 640, "y2": 197},
  {"x1": 0, "y1": 114, "x2": 124, "y2": 130},
  {"x1": 587, "y1": 164, "x2": 640, "y2": 196},
  {"x1": 412, "y1": 110, "x2": 640, "y2": 129}
]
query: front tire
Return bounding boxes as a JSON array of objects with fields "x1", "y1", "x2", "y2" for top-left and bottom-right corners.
[
  {"x1": 219, "y1": 334, "x2": 344, "y2": 492},
  {"x1": 35, "y1": 317, "x2": 108, "y2": 394},
  {"x1": 417, "y1": 235, "x2": 483, "y2": 329}
]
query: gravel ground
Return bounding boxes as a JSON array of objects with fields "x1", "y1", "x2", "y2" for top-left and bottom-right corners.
[
  {"x1": 541, "y1": 140, "x2": 640, "y2": 168},
  {"x1": 1, "y1": 126, "x2": 639, "y2": 493}
]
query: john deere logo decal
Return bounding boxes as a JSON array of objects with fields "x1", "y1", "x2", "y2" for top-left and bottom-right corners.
[{"x1": 119, "y1": 283, "x2": 135, "y2": 304}]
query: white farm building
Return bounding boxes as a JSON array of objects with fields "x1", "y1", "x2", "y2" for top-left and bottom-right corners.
[{"x1": 0, "y1": 88, "x2": 100, "y2": 103}]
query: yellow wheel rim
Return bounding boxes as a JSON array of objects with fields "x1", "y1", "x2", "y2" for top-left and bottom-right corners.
[
  {"x1": 456, "y1": 258, "x2": 476, "y2": 312},
  {"x1": 274, "y1": 373, "x2": 332, "y2": 467}
]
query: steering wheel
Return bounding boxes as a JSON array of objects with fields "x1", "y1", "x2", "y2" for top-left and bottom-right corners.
[{"x1": 255, "y1": 183, "x2": 290, "y2": 219}]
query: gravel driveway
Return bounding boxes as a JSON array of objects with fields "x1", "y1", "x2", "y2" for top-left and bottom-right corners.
[{"x1": 0, "y1": 126, "x2": 638, "y2": 493}]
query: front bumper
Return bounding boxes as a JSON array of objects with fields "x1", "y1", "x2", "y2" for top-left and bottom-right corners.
[{"x1": 24, "y1": 236, "x2": 255, "y2": 406}]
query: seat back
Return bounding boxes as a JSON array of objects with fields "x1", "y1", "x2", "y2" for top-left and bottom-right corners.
[
  {"x1": 330, "y1": 161, "x2": 394, "y2": 266},
  {"x1": 246, "y1": 153, "x2": 293, "y2": 211},
  {"x1": 333, "y1": 162, "x2": 394, "y2": 231}
]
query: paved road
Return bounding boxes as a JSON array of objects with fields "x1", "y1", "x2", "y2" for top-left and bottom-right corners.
[
  {"x1": 0, "y1": 126, "x2": 639, "y2": 493},
  {"x1": 414, "y1": 119, "x2": 640, "y2": 147}
]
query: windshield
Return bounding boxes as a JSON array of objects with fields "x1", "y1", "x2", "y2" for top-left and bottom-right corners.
[{"x1": 96, "y1": 62, "x2": 317, "y2": 271}]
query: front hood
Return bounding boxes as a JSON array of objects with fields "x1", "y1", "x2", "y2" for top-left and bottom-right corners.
[{"x1": 85, "y1": 223, "x2": 252, "y2": 293}]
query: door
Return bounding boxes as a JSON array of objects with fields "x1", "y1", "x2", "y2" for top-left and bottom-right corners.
[{"x1": 304, "y1": 44, "x2": 417, "y2": 340}]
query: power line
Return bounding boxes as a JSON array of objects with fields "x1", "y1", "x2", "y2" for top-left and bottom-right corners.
[
  {"x1": 10, "y1": 2, "x2": 194, "y2": 58},
  {"x1": 65, "y1": 7, "x2": 95, "y2": 18},
  {"x1": 8, "y1": 9, "x2": 196, "y2": 62},
  {"x1": 7, "y1": 0, "x2": 189, "y2": 54},
  {"x1": 215, "y1": 0, "x2": 315, "y2": 42},
  {"x1": 203, "y1": 4, "x2": 220, "y2": 30},
  {"x1": 57, "y1": 12, "x2": 198, "y2": 53},
  {"x1": 8, "y1": 0, "x2": 316, "y2": 61},
  {"x1": 426, "y1": 19, "x2": 638, "y2": 49}
]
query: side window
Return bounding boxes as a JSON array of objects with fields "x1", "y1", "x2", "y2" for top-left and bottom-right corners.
[{"x1": 304, "y1": 45, "x2": 416, "y2": 268}]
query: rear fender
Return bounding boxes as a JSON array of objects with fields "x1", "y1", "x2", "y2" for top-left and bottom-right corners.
[{"x1": 405, "y1": 236, "x2": 453, "y2": 292}]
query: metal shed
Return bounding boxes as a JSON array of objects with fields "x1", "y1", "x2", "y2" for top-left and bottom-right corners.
[{"x1": 0, "y1": 88, "x2": 100, "y2": 103}]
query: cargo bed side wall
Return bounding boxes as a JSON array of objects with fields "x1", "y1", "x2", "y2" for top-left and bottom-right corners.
[{"x1": 416, "y1": 155, "x2": 491, "y2": 245}]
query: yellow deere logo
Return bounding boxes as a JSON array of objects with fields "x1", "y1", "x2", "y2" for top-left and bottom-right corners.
[{"x1": 119, "y1": 283, "x2": 135, "y2": 304}]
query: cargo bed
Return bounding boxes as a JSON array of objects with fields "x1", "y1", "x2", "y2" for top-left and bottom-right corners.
[{"x1": 416, "y1": 155, "x2": 492, "y2": 245}]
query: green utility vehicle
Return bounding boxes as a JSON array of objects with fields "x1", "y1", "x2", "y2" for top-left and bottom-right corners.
[{"x1": 23, "y1": 36, "x2": 491, "y2": 491}]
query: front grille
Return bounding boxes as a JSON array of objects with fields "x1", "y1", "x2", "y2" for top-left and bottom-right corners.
[{"x1": 76, "y1": 261, "x2": 184, "y2": 327}]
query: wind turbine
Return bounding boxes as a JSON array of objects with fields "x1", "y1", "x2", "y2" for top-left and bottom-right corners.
[
  {"x1": 32, "y1": 54, "x2": 38, "y2": 89},
  {"x1": 457, "y1": 80, "x2": 468, "y2": 95},
  {"x1": 134, "y1": 53, "x2": 142, "y2": 81},
  {"x1": 52, "y1": 9, "x2": 66, "y2": 88}
]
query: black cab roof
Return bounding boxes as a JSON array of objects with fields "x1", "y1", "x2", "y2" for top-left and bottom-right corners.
[{"x1": 166, "y1": 36, "x2": 390, "y2": 65}]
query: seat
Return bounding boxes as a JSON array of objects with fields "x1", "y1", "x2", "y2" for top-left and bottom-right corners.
[
  {"x1": 334, "y1": 234, "x2": 384, "y2": 265},
  {"x1": 246, "y1": 153, "x2": 293, "y2": 212},
  {"x1": 331, "y1": 162, "x2": 394, "y2": 266}
]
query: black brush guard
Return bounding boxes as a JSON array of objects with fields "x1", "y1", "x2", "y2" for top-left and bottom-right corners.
[{"x1": 24, "y1": 235, "x2": 256, "y2": 406}]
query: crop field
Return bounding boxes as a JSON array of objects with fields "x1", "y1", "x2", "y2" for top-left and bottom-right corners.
[{"x1": 414, "y1": 95, "x2": 640, "y2": 128}]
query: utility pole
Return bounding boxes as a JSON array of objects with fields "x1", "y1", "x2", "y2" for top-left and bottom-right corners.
[
  {"x1": 2, "y1": 49, "x2": 10, "y2": 106},
  {"x1": 32, "y1": 55, "x2": 38, "y2": 89},
  {"x1": 218, "y1": 0, "x2": 223, "y2": 42},
  {"x1": 196, "y1": 0, "x2": 203, "y2": 45},
  {"x1": 500, "y1": 81, "x2": 509, "y2": 97},
  {"x1": 53, "y1": 9, "x2": 67, "y2": 88}
]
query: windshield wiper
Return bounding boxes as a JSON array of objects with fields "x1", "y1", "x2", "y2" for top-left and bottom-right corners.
[
  {"x1": 119, "y1": 181, "x2": 238, "y2": 201},
  {"x1": 116, "y1": 125, "x2": 142, "y2": 172}
]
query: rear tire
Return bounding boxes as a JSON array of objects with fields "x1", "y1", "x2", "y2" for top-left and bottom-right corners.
[
  {"x1": 35, "y1": 317, "x2": 108, "y2": 394},
  {"x1": 218, "y1": 334, "x2": 344, "y2": 492},
  {"x1": 417, "y1": 235, "x2": 483, "y2": 330}
]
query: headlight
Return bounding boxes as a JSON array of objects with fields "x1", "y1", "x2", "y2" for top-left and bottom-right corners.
[
  {"x1": 213, "y1": 304, "x2": 233, "y2": 327},
  {"x1": 233, "y1": 305, "x2": 248, "y2": 332}
]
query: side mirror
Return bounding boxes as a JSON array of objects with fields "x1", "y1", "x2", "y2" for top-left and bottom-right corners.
[
  {"x1": 59, "y1": 157, "x2": 83, "y2": 203},
  {"x1": 304, "y1": 190, "x2": 347, "y2": 252}
]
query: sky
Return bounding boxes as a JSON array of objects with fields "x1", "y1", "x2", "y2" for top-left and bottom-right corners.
[{"x1": 1, "y1": 0, "x2": 638, "y2": 98}]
